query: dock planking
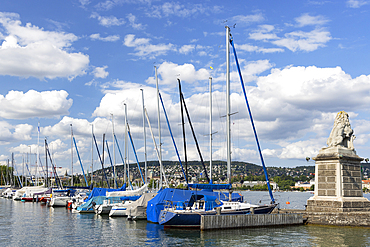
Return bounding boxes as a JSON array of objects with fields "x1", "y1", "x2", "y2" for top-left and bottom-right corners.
[{"x1": 200, "y1": 213, "x2": 304, "y2": 230}]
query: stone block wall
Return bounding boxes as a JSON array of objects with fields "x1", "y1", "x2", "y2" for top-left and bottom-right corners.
[
  {"x1": 317, "y1": 163, "x2": 337, "y2": 197},
  {"x1": 342, "y1": 163, "x2": 362, "y2": 197},
  {"x1": 307, "y1": 153, "x2": 368, "y2": 213},
  {"x1": 306, "y1": 199, "x2": 370, "y2": 212},
  {"x1": 306, "y1": 212, "x2": 370, "y2": 226}
]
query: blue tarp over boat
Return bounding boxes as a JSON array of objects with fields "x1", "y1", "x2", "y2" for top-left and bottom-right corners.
[
  {"x1": 53, "y1": 189, "x2": 77, "y2": 197},
  {"x1": 77, "y1": 196, "x2": 106, "y2": 213},
  {"x1": 85, "y1": 184, "x2": 126, "y2": 202},
  {"x1": 77, "y1": 184, "x2": 128, "y2": 213},
  {"x1": 188, "y1": 183, "x2": 231, "y2": 190},
  {"x1": 146, "y1": 188, "x2": 243, "y2": 223}
]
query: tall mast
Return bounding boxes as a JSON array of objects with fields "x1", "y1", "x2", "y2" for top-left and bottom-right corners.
[
  {"x1": 124, "y1": 103, "x2": 128, "y2": 185},
  {"x1": 11, "y1": 153, "x2": 14, "y2": 187},
  {"x1": 102, "y1": 133, "x2": 106, "y2": 187},
  {"x1": 22, "y1": 154, "x2": 24, "y2": 186},
  {"x1": 226, "y1": 26, "x2": 231, "y2": 186},
  {"x1": 28, "y1": 146, "x2": 31, "y2": 185},
  {"x1": 45, "y1": 139, "x2": 48, "y2": 187},
  {"x1": 155, "y1": 66, "x2": 163, "y2": 188},
  {"x1": 144, "y1": 108, "x2": 168, "y2": 187},
  {"x1": 178, "y1": 79, "x2": 188, "y2": 184},
  {"x1": 6, "y1": 159, "x2": 9, "y2": 186},
  {"x1": 209, "y1": 77, "x2": 213, "y2": 184},
  {"x1": 91, "y1": 124, "x2": 94, "y2": 186},
  {"x1": 70, "y1": 124, "x2": 73, "y2": 186},
  {"x1": 10, "y1": 158, "x2": 13, "y2": 186},
  {"x1": 111, "y1": 114, "x2": 117, "y2": 188},
  {"x1": 141, "y1": 89, "x2": 147, "y2": 185},
  {"x1": 36, "y1": 122, "x2": 40, "y2": 186}
]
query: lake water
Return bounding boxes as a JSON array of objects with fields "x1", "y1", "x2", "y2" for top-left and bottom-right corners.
[{"x1": 2, "y1": 191, "x2": 370, "y2": 246}]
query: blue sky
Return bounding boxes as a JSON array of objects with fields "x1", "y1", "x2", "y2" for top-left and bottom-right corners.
[{"x1": 1, "y1": 0, "x2": 370, "y2": 178}]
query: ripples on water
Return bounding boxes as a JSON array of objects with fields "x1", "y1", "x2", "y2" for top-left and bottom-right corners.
[{"x1": 1, "y1": 191, "x2": 370, "y2": 246}]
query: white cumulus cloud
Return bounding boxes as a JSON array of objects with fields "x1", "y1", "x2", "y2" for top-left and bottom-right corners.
[
  {"x1": 0, "y1": 121, "x2": 33, "y2": 144},
  {"x1": 123, "y1": 34, "x2": 176, "y2": 59},
  {"x1": 0, "y1": 12, "x2": 89, "y2": 80},
  {"x1": 93, "y1": 66, "x2": 109, "y2": 78},
  {"x1": 145, "y1": 61, "x2": 210, "y2": 88},
  {"x1": 0, "y1": 90, "x2": 73, "y2": 119}
]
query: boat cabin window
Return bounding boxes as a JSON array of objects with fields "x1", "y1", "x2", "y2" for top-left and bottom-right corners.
[{"x1": 223, "y1": 206, "x2": 232, "y2": 210}]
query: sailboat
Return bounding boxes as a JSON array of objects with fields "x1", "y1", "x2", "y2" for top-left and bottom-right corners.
[
  {"x1": 107, "y1": 92, "x2": 149, "y2": 217},
  {"x1": 107, "y1": 184, "x2": 148, "y2": 216},
  {"x1": 76, "y1": 129, "x2": 127, "y2": 213},
  {"x1": 146, "y1": 69, "x2": 245, "y2": 224},
  {"x1": 158, "y1": 27, "x2": 277, "y2": 228},
  {"x1": 17, "y1": 143, "x2": 49, "y2": 202}
]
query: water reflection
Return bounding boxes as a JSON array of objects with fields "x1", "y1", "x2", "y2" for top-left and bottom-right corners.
[
  {"x1": 2, "y1": 193, "x2": 370, "y2": 247},
  {"x1": 306, "y1": 225, "x2": 370, "y2": 247}
]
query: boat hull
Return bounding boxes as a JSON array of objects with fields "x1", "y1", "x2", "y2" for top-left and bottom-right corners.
[
  {"x1": 95, "y1": 205, "x2": 113, "y2": 215},
  {"x1": 21, "y1": 197, "x2": 35, "y2": 202},
  {"x1": 159, "y1": 210, "x2": 213, "y2": 228},
  {"x1": 109, "y1": 206, "x2": 128, "y2": 217},
  {"x1": 159, "y1": 204, "x2": 277, "y2": 228}
]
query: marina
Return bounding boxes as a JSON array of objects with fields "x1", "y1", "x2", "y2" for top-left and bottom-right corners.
[
  {"x1": 2, "y1": 2, "x2": 370, "y2": 246},
  {"x1": 2, "y1": 191, "x2": 370, "y2": 246}
]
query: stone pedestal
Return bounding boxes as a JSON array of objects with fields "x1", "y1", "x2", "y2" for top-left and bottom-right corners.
[{"x1": 306, "y1": 146, "x2": 370, "y2": 212}]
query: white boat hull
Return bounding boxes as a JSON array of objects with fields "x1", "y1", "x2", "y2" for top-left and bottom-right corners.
[
  {"x1": 50, "y1": 197, "x2": 70, "y2": 207},
  {"x1": 109, "y1": 201, "x2": 134, "y2": 217}
]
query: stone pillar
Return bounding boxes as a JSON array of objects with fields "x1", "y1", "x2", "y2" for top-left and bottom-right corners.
[
  {"x1": 307, "y1": 146, "x2": 370, "y2": 212},
  {"x1": 307, "y1": 111, "x2": 370, "y2": 212}
]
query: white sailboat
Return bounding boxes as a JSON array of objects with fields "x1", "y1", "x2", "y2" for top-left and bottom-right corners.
[
  {"x1": 107, "y1": 184, "x2": 148, "y2": 216},
  {"x1": 158, "y1": 26, "x2": 277, "y2": 228}
]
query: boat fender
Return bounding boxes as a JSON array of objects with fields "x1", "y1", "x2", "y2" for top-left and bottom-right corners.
[
  {"x1": 250, "y1": 207, "x2": 255, "y2": 214},
  {"x1": 216, "y1": 207, "x2": 221, "y2": 215}
]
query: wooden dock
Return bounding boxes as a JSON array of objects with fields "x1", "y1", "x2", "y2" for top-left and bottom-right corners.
[{"x1": 200, "y1": 213, "x2": 304, "y2": 230}]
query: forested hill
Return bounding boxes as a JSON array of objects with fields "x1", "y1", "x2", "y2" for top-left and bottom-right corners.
[{"x1": 94, "y1": 160, "x2": 316, "y2": 180}]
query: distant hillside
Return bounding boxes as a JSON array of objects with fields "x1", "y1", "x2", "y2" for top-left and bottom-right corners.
[{"x1": 92, "y1": 160, "x2": 315, "y2": 180}]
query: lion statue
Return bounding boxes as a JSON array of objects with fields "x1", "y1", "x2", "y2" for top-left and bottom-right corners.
[{"x1": 326, "y1": 111, "x2": 355, "y2": 149}]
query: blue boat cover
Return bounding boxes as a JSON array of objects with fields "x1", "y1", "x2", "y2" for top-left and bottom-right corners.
[
  {"x1": 203, "y1": 195, "x2": 223, "y2": 211},
  {"x1": 53, "y1": 189, "x2": 77, "y2": 197},
  {"x1": 77, "y1": 196, "x2": 106, "y2": 212},
  {"x1": 77, "y1": 196, "x2": 127, "y2": 212},
  {"x1": 85, "y1": 184, "x2": 126, "y2": 202},
  {"x1": 188, "y1": 183, "x2": 231, "y2": 190},
  {"x1": 146, "y1": 188, "x2": 243, "y2": 223},
  {"x1": 118, "y1": 195, "x2": 141, "y2": 201}
]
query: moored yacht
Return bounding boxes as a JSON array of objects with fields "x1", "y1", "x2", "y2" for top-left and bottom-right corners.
[{"x1": 159, "y1": 194, "x2": 276, "y2": 228}]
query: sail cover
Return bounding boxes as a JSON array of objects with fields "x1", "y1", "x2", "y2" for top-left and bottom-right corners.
[
  {"x1": 85, "y1": 184, "x2": 126, "y2": 202},
  {"x1": 146, "y1": 188, "x2": 243, "y2": 223},
  {"x1": 188, "y1": 183, "x2": 231, "y2": 190}
]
